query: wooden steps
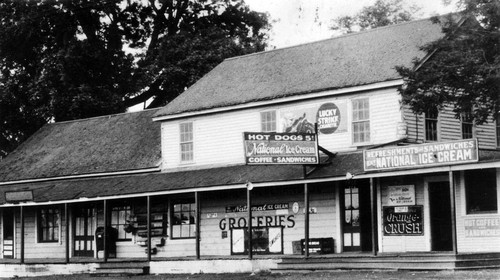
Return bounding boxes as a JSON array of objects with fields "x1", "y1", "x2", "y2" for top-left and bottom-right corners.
[
  {"x1": 272, "y1": 253, "x2": 500, "y2": 272},
  {"x1": 93, "y1": 261, "x2": 149, "y2": 276}
]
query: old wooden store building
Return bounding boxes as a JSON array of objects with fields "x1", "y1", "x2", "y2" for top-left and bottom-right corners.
[{"x1": 0, "y1": 17, "x2": 499, "y2": 276}]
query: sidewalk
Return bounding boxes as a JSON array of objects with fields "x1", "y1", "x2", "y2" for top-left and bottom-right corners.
[{"x1": 5, "y1": 269, "x2": 500, "y2": 280}]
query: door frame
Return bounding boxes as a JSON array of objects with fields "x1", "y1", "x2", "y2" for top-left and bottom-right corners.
[
  {"x1": 73, "y1": 204, "x2": 97, "y2": 258},
  {"x1": 2, "y1": 208, "x2": 15, "y2": 259},
  {"x1": 424, "y1": 175, "x2": 450, "y2": 252}
]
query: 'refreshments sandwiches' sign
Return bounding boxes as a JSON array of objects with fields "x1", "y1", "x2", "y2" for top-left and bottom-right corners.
[
  {"x1": 244, "y1": 132, "x2": 319, "y2": 165},
  {"x1": 364, "y1": 139, "x2": 478, "y2": 171}
]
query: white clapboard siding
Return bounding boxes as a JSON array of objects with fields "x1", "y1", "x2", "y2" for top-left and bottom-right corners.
[
  {"x1": 162, "y1": 87, "x2": 404, "y2": 170},
  {"x1": 455, "y1": 169, "x2": 500, "y2": 252},
  {"x1": 15, "y1": 209, "x2": 66, "y2": 259},
  {"x1": 403, "y1": 104, "x2": 497, "y2": 149},
  {"x1": 196, "y1": 184, "x2": 337, "y2": 256}
]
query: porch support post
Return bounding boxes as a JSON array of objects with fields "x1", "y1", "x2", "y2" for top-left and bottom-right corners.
[
  {"x1": 370, "y1": 178, "x2": 378, "y2": 256},
  {"x1": 304, "y1": 183, "x2": 310, "y2": 258},
  {"x1": 147, "y1": 196, "x2": 151, "y2": 262},
  {"x1": 103, "y1": 199, "x2": 108, "y2": 263},
  {"x1": 247, "y1": 187, "x2": 253, "y2": 260},
  {"x1": 449, "y1": 170, "x2": 458, "y2": 254},
  {"x1": 65, "y1": 203, "x2": 70, "y2": 263},
  {"x1": 20, "y1": 205, "x2": 24, "y2": 264},
  {"x1": 195, "y1": 191, "x2": 201, "y2": 260}
]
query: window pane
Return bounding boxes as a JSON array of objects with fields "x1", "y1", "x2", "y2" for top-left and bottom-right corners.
[
  {"x1": 261, "y1": 111, "x2": 276, "y2": 132},
  {"x1": 38, "y1": 207, "x2": 59, "y2": 242},
  {"x1": 425, "y1": 109, "x2": 438, "y2": 141}
]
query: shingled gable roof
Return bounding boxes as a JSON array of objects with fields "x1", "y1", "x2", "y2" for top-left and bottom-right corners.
[
  {"x1": 154, "y1": 17, "x2": 447, "y2": 119},
  {"x1": 0, "y1": 109, "x2": 161, "y2": 183}
]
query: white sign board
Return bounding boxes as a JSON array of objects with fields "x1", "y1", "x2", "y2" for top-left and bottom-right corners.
[{"x1": 387, "y1": 185, "x2": 415, "y2": 206}]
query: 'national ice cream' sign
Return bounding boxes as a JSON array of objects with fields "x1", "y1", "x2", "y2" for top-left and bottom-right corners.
[
  {"x1": 244, "y1": 132, "x2": 319, "y2": 165},
  {"x1": 364, "y1": 139, "x2": 478, "y2": 171}
]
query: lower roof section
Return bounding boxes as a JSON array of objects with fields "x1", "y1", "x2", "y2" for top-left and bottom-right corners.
[{"x1": 0, "y1": 150, "x2": 499, "y2": 206}]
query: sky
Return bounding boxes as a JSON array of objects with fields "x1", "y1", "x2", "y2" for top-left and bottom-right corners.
[{"x1": 245, "y1": 0, "x2": 459, "y2": 48}]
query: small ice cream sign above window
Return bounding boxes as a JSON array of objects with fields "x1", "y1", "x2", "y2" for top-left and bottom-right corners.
[{"x1": 316, "y1": 102, "x2": 341, "y2": 134}]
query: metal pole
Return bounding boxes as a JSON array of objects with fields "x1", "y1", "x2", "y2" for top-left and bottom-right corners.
[
  {"x1": 20, "y1": 206, "x2": 24, "y2": 264},
  {"x1": 370, "y1": 178, "x2": 378, "y2": 256},
  {"x1": 65, "y1": 203, "x2": 70, "y2": 263},
  {"x1": 449, "y1": 171, "x2": 458, "y2": 254},
  {"x1": 147, "y1": 196, "x2": 151, "y2": 262},
  {"x1": 103, "y1": 200, "x2": 108, "y2": 263},
  {"x1": 195, "y1": 192, "x2": 201, "y2": 260},
  {"x1": 304, "y1": 183, "x2": 310, "y2": 258},
  {"x1": 247, "y1": 187, "x2": 253, "y2": 260}
]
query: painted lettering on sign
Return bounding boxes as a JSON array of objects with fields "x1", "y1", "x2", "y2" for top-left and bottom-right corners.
[
  {"x1": 383, "y1": 206, "x2": 423, "y2": 236},
  {"x1": 387, "y1": 185, "x2": 415, "y2": 206},
  {"x1": 244, "y1": 132, "x2": 319, "y2": 165},
  {"x1": 464, "y1": 218, "x2": 500, "y2": 237},
  {"x1": 316, "y1": 102, "x2": 341, "y2": 134},
  {"x1": 226, "y1": 203, "x2": 289, "y2": 213},
  {"x1": 364, "y1": 140, "x2": 478, "y2": 171},
  {"x1": 219, "y1": 215, "x2": 296, "y2": 230}
]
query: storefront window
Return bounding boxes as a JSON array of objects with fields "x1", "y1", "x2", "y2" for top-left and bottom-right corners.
[
  {"x1": 111, "y1": 205, "x2": 132, "y2": 241},
  {"x1": 172, "y1": 200, "x2": 196, "y2": 238},
  {"x1": 465, "y1": 169, "x2": 498, "y2": 214},
  {"x1": 37, "y1": 207, "x2": 60, "y2": 242}
]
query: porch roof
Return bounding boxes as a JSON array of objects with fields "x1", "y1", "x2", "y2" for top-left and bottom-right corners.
[{"x1": 0, "y1": 149, "x2": 499, "y2": 206}]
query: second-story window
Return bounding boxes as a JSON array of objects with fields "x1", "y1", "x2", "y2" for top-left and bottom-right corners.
[
  {"x1": 261, "y1": 111, "x2": 276, "y2": 132},
  {"x1": 425, "y1": 108, "x2": 438, "y2": 141},
  {"x1": 352, "y1": 98, "x2": 370, "y2": 144},
  {"x1": 461, "y1": 111, "x2": 474, "y2": 139},
  {"x1": 180, "y1": 122, "x2": 194, "y2": 163}
]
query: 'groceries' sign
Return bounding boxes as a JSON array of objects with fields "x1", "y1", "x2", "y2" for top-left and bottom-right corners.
[
  {"x1": 244, "y1": 132, "x2": 319, "y2": 165},
  {"x1": 364, "y1": 139, "x2": 478, "y2": 171}
]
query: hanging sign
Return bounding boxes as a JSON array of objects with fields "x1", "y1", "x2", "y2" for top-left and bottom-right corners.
[
  {"x1": 364, "y1": 139, "x2": 478, "y2": 171},
  {"x1": 5, "y1": 190, "x2": 34, "y2": 203},
  {"x1": 383, "y1": 205, "x2": 423, "y2": 236},
  {"x1": 243, "y1": 132, "x2": 319, "y2": 165}
]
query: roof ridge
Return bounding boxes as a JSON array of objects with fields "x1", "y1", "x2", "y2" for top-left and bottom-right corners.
[
  {"x1": 225, "y1": 15, "x2": 447, "y2": 62},
  {"x1": 48, "y1": 107, "x2": 159, "y2": 126}
]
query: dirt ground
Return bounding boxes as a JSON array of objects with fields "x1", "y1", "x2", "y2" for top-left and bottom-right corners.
[{"x1": 6, "y1": 269, "x2": 500, "y2": 280}]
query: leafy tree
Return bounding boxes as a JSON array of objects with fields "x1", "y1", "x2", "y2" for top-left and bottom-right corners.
[
  {"x1": 0, "y1": 0, "x2": 269, "y2": 157},
  {"x1": 397, "y1": 0, "x2": 500, "y2": 124},
  {"x1": 331, "y1": 0, "x2": 422, "y2": 34}
]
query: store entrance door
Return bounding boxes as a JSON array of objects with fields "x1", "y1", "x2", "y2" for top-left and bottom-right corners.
[
  {"x1": 342, "y1": 179, "x2": 372, "y2": 252},
  {"x1": 74, "y1": 206, "x2": 96, "y2": 257},
  {"x1": 2, "y1": 209, "x2": 14, "y2": 258},
  {"x1": 429, "y1": 181, "x2": 453, "y2": 251}
]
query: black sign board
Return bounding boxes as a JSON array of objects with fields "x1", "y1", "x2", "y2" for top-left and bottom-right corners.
[{"x1": 383, "y1": 205, "x2": 423, "y2": 236}]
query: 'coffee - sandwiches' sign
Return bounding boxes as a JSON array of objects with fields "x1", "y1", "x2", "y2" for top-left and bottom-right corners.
[
  {"x1": 364, "y1": 139, "x2": 478, "y2": 171},
  {"x1": 244, "y1": 132, "x2": 319, "y2": 165}
]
